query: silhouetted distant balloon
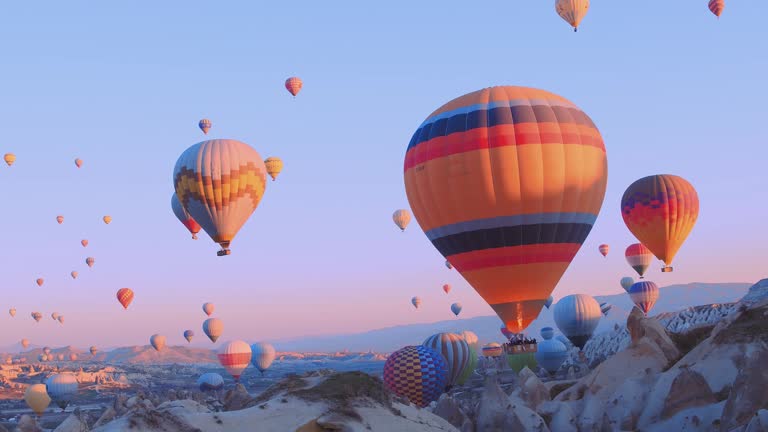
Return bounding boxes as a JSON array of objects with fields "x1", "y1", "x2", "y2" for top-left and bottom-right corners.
[
  {"x1": 116, "y1": 288, "x2": 134, "y2": 309},
  {"x1": 445, "y1": 260, "x2": 453, "y2": 270},
  {"x1": 74, "y1": 158, "x2": 83, "y2": 168},
  {"x1": 202, "y1": 302, "x2": 215, "y2": 316},
  {"x1": 264, "y1": 157, "x2": 283, "y2": 181},
  {"x1": 217, "y1": 340, "x2": 252, "y2": 381},
  {"x1": 411, "y1": 296, "x2": 421, "y2": 309},
  {"x1": 71, "y1": 271, "x2": 78, "y2": 279},
  {"x1": 58, "y1": 315, "x2": 64, "y2": 324},
  {"x1": 24, "y1": 383, "x2": 51, "y2": 416},
  {"x1": 555, "y1": 0, "x2": 590, "y2": 31},
  {"x1": 103, "y1": 215, "x2": 112, "y2": 224},
  {"x1": 442, "y1": 284, "x2": 451, "y2": 294},
  {"x1": 90, "y1": 346, "x2": 98, "y2": 356},
  {"x1": 553, "y1": 294, "x2": 601, "y2": 349},
  {"x1": 21, "y1": 339, "x2": 29, "y2": 348},
  {"x1": 36, "y1": 278, "x2": 44, "y2": 287},
  {"x1": 621, "y1": 175, "x2": 699, "y2": 273},
  {"x1": 51, "y1": 312, "x2": 58, "y2": 321},
  {"x1": 251, "y1": 342, "x2": 276, "y2": 374},
  {"x1": 598, "y1": 244, "x2": 609, "y2": 257},
  {"x1": 625, "y1": 243, "x2": 654, "y2": 278},
  {"x1": 383, "y1": 345, "x2": 448, "y2": 408},
  {"x1": 423, "y1": 333, "x2": 470, "y2": 387},
  {"x1": 197, "y1": 373, "x2": 224, "y2": 392},
  {"x1": 56, "y1": 215, "x2": 64, "y2": 224},
  {"x1": 9, "y1": 308, "x2": 16, "y2": 317},
  {"x1": 709, "y1": 0, "x2": 724, "y2": 17},
  {"x1": 81, "y1": 239, "x2": 88, "y2": 247},
  {"x1": 198, "y1": 119, "x2": 212, "y2": 135},
  {"x1": 450, "y1": 303, "x2": 462, "y2": 316},
  {"x1": 285, "y1": 77, "x2": 303, "y2": 97},
  {"x1": 32, "y1": 312, "x2": 42, "y2": 322},
  {"x1": 150, "y1": 334, "x2": 166, "y2": 352},
  {"x1": 544, "y1": 295, "x2": 554, "y2": 310},
  {"x1": 203, "y1": 318, "x2": 223, "y2": 343},
  {"x1": 86, "y1": 257, "x2": 94, "y2": 268},
  {"x1": 184, "y1": 330, "x2": 194, "y2": 343},
  {"x1": 43, "y1": 347, "x2": 51, "y2": 355},
  {"x1": 629, "y1": 281, "x2": 659, "y2": 315},
  {"x1": 620, "y1": 277, "x2": 635, "y2": 293},
  {"x1": 392, "y1": 209, "x2": 411, "y2": 232},
  {"x1": 404, "y1": 86, "x2": 607, "y2": 334},
  {"x1": 4, "y1": 153, "x2": 15, "y2": 166}
]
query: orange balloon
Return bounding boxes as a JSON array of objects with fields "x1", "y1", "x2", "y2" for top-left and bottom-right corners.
[
  {"x1": 285, "y1": 77, "x2": 303, "y2": 97},
  {"x1": 621, "y1": 174, "x2": 699, "y2": 273},
  {"x1": 116, "y1": 288, "x2": 134, "y2": 309},
  {"x1": 404, "y1": 86, "x2": 607, "y2": 333}
]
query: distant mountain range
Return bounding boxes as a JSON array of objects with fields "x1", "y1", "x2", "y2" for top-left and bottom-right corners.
[{"x1": 0, "y1": 282, "x2": 752, "y2": 360}]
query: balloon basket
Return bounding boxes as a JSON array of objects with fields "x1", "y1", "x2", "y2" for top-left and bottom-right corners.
[
  {"x1": 661, "y1": 266, "x2": 673, "y2": 273},
  {"x1": 217, "y1": 249, "x2": 231, "y2": 257}
]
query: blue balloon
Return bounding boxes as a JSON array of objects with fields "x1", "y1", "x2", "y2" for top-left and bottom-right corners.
[
  {"x1": 450, "y1": 303, "x2": 462, "y2": 316},
  {"x1": 197, "y1": 373, "x2": 224, "y2": 392},
  {"x1": 540, "y1": 327, "x2": 555, "y2": 340},
  {"x1": 544, "y1": 295, "x2": 554, "y2": 309},
  {"x1": 45, "y1": 373, "x2": 78, "y2": 410},
  {"x1": 535, "y1": 330, "x2": 568, "y2": 374},
  {"x1": 553, "y1": 294, "x2": 602, "y2": 349},
  {"x1": 629, "y1": 281, "x2": 659, "y2": 315}
]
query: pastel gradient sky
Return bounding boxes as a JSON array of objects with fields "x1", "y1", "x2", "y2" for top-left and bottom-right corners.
[{"x1": 0, "y1": 2, "x2": 765, "y2": 348}]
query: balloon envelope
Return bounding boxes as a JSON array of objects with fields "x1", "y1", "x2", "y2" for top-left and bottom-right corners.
[
  {"x1": 621, "y1": 175, "x2": 699, "y2": 273},
  {"x1": 709, "y1": 0, "x2": 724, "y2": 17},
  {"x1": 203, "y1": 318, "x2": 224, "y2": 343},
  {"x1": 197, "y1": 372, "x2": 224, "y2": 391},
  {"x1": 184, "y1": 330, "x2": 194, "y2": 343},
  {"x1": 264, "y1": 157, "x2": 283, "y2": 181},
  {"x1": 422, "y1": 333, "x2": 470, "y2": 387},
  {"x1": 285, "y1": 77, "x2": 303, "y2": 96},
  {"x1": 383, "y1": 345, "x2": 448, "y2": 408},
  {"x1": 411, "y1": 296, "x2": 421, "y2": 309},
  {"x1": 251, "y1": 342, "x2": 276, "y2": 373},
  {"x1": 555, "y1": 0, "x2": 590, "y2": 31},
  {"x1": 217, "y1": 340, "x2": 252, "y2": 380},
  {"x1": 46, "y1": 373, "x2": 78, "y2": 410},
  {"x1": 198, "y1": 118, "x2": 212, "y2": 134},
  {"x1": 404, "y1": 86, "x2": 607, "y2": 334},
  {"x1": 392, "y1": 209, "x2": 411, "y2": 231},
  {"x1": 450, "y1": 303, "x2": 462, "y2": 316},
  {"x1": 24, "y1": 384, "x2": 51, "y2": 416},
  {"x1": 202, "y1": 302, "x2": 215, "y2": 316},
  {"x1": 172, "y1": 193, "x2": 202, "y2": 239},
  {"x1": 544, "y1": 295, "x2": 554, "y2": 309},
  {"x1": 620, "y1": 277, "x2": 635, "y2": 292},
  {"x1": 459, "y1": 330, "x2": 479, "y2": 352},
  {"x1": 117, "y1": 288, "x2": 134, "y2": 309},
  {"x1": 599, "y1": 244, "x2": 609, "y2": 257},
  {"x1": 553, "y1": 294, "x2": 601, "y2": 349},
  {"x1": 150, "y1": 334, "x2": 166, "y2": 352},
  {"x1": 629, "y1": 281, "x2": 659, "y2": 315},
  {"x1": 625, "y1": 243, "x2": 654, "y2": 278},
  {"x1": 442, "y1": 284, "x2": 451, "y2": 294}
]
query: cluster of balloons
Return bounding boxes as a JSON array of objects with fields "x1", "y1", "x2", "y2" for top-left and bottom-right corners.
[{"x1": 216, "y1": 340, "x2": 277, "y2": 381}]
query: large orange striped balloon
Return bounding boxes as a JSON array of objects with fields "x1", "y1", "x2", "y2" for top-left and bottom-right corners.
[
  {"x1": 621, "y1": 175, "x2": 699, "y2": 273},
  {"x1": 404, "y1": 86, "x2": 607, "y2": 334}
]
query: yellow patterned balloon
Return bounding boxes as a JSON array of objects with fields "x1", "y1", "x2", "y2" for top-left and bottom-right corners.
[
  {"x1": 264, "y1": 157, "x2": 283, "y2": 181},
  {"x1": 173, "y1": 139, "x2": 268, "y2": 256}
]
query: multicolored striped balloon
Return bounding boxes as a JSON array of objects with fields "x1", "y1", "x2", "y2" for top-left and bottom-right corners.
[
  {"x1": 264, "y1": 157, "x2": 284, "y2": 181},
  {"x1": 456, "y1": 347, "x2": 477, "y2": 385},
  {"x1": 629, "y1": 281, "x2": 659, "y2": 315},
  {"x1": 625, "y1": 243, "x2": 654, "y2": 278},
  {"x1": 481, "y1": 343, "x2": 503, "y2": 357},
  {"x1": 218, "y1": 340, "x2": 252, "y2": 381},
  {"x1": 404, "y1": 86, "x2": 607, "y2": 334},
  {"x1": 198, "y1": 119, "x2": 212, "y2": 135},
  {"x1": 383, "y1": 345, "x2": 448, "y2": 408},
  {"x1": 621, "y1": 175, "x2": 699, "y2": 273},
  {"x1": 598, "y1": 244, "x2": 609, "y2": 257},
  {"x1": 555, "y1": 0, "x2": 590, "y2": 32},
  {"x1": 116, "y1": 288, "x2": 134, "y2": 309},
  {"x1": 285, "y1": 77, "x2": 303, "y2": 97},
  {"x1": 422, "y1": 333, "x2": 470, "y2": 387},
  {"x1": 173, "y1": 139, "x2": 268, "y2": 256},
  {"x1": 184, "y1": 330, "x2": 194, "y2": 343},
  {"x1": 708, "y1": 0, "x2": 724, "y2": 17}
]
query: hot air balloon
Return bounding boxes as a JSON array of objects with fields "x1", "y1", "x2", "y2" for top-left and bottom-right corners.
[
  {"x1": 411, "y1": 296, "x2": 421, "y2": 309},
  {"x1": 198, "y1": 119, "x2": 212, "y2": 135},
  {"x1": 45, "y1": 373, "x2": 78, "y2": 410},
  {"x1": 621, "y1": 175, "x2": 699, "y2": 273},
  {"x1": 264, "y1": 157, "x2": 283, "y2": 181},
  {"x1": 4, "y1": 153, "x2": 15, "y2": 166},
  {"x1": 598, "y1": 244, "x2": 609, "y2": 257},
  {"x1": 202, "y1": 302, "x2": 215, "y2": 316},
  {"x1": 545, "y1": 295, "x2": 554, "y2": 309},
  {"x1": 116, "y1": 288, "x2": 134, "y2": 309},
  {"x1": 39, "y1": 354, "x2": 48, "y2": 362},
  {"x1": 383, "y1": 345, "x2": 448, "y2": 408},
  {"x1": 500, "y1": 326, "x2": 514, "y2": 341},
  {"x1": 57, "y1": 315, "x2": 64, "y2": 324},
  {"x1": 555, "y1": 0, "x2": 590, "y2": 31},
  {"x1": 21, "y1": 339, "x2": 29, "y2": 349},
  {"x1": 599, "y1": 302, "x2": 612, "y2": 316},
  {"x1": 90, "y1": 346, "x2": 97, "y2": 356},
  {"x1": 70, "y1": 271, "x2": 78, "y2": 279},
  {"x1": 217, "y1": 340, "x2": 252, "y2": 381},
  {"x1": 404, "y1": 86, "x2": 607, "y2": 335},
  {"x1": 81, "y1": 239, "x2": 88, "y2": 247},
  {"x1": 203, "y1": 318, "x2": 223, "y2": 343},
  {"x1": 460, "y1": 330, "x2": 479, "y2": 352},
  {"x1": 32, "y1": 312, "x2": 42, "y2": 322},
  {"x1": 285, "y1": 77, "x2": 303, "y2": 97},
  {"x1": 103, "y1": 215, "x2": 112, "y2": 224},
  {"x1": 24, "y1": 383, "x2": 51, "y2": 416},
  {"x1": 625, "y1": 243, "x2": 654, "y2": 278},
  {"x1": 74, "y1": 158, "x2": 83, "y2": 168},
  {"x1": 481, "y1": 343, "x2": 503, "y2": 358},
  {"x1": 620, "y1": 277, "x2": 635, "y2": 293},
  {"x1": 456, "y1": 347, "x2": 478, "y2": 386},
  {"x1": 184, "y1": 330, "x2": 194, "y2": 343},
  {"x1": 535, "y1": 327, "x2": 568, "y2": 374},
  {"x1": 85, "y1": 257, "x2": 94, "y2": 268},
  {"x1": 57, "y1": 353, "x2": 65, "y2": 361},
  {"x1": 197, "y1": 373, "x2": 224, "y2": 392},
  {"x1": 450, "y1": 303, "x2": 462, "y2": 317},
  {"x1": 56, "y1": 215, "x2": 64, "y2": 224},
  {"x1": 9, "y1": 308, "x2": 16, "y2": 317},
  {"x1": 251, "y1": 342, "x2": 276, "y2": 375},
  {"x1": 553, "y1": 294, "x2": 601, "y2": 349},
  {"x1": 709, "y1": 0, "x2": 724, "y2": 17},
  {"x1": 5, "y1": 357, "x2": 11, "y2": 365},
  {"x1": 51, "y1": 312, "x2": 58, "y2": 321},
  {"x1": 171, "y1": 193, "x2": 202, "y2": 240},
  {"x1": 43, "y1": 347, "x2": 51, "y2": 356},
  {"x1": 392, "y1": 209, "x2": 411, "y2": 232},
  {"x1": 442, "y1": 284, "x2": 451, "y2": 294},
  {"x1": 445, "y1": 260, "x2": 453, "y2": 270},
  {"x1": 629, "y1": 281, "x2": 659, "y2": 315},
  {"x1": 150, "y1": 334, "x2": 166, "y2": 352},
  {"x1": 69, "y1": 353, "x2": 77, "y2": 361},
  {"x1": 173, "y1": 139, "x2": 268, "y2": 256},
  {"x1": 36, "y1": 278, "x2": 44, "y2": 287},
  {"x1": 422, "y1": 333, "x2": 470, "y2": 388}
]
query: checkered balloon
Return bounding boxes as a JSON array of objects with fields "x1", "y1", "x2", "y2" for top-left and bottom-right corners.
[{"x1": 383, "y1": 345, "x2": 448, "y2": 408}]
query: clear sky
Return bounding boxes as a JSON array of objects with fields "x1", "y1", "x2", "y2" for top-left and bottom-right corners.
[{"x1": 0, "y1": 2, "x2": 765, "y2": 348}]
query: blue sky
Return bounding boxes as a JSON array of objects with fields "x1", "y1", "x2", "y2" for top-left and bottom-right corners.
[{"x1": 0, "y1": 2, "x2": 765, "y2": 348}]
